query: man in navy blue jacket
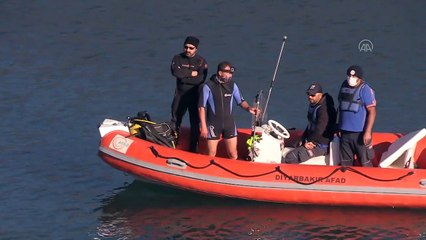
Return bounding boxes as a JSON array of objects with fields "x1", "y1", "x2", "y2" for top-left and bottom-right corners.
[{"x1": 284, "y1": 83, "x2": 337, "y2": 163}]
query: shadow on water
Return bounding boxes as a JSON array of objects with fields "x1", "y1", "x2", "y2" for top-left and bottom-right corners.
[{"x1": 94, "y1": 180, "x2": 426, "y2": 240}]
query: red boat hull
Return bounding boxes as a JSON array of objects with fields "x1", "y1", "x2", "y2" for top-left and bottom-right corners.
[{"x1": 98, "y1": 127, "x2": 426, "y2": 208}]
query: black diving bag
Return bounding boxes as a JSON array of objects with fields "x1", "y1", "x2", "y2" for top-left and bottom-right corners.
[{"x1": 129, "y1": 111, "x2": 178, "y2": 148}]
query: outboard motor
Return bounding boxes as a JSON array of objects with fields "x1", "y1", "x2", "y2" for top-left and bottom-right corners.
[{"x1": 98, "y1": 119, "x2": 130, "y2": 137}]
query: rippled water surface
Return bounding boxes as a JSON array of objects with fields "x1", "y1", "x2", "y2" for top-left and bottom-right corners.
[
  {"x1": 95, "y1": 181, "x2": 426, "y2": 240},
  {"x1": 1, "y1": 1, "x2": 426, "y2": 239}
]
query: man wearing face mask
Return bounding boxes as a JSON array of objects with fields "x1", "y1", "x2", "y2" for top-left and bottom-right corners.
[
  {"x1": 337, "y1": 65, "x2": 377, "y2": 167},
  {"x1": 198, "y1": 61, "x2": 258, "y2": 159}
]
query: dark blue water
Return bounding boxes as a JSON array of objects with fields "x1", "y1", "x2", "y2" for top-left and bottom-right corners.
[{"x1": 1, "y1": 1, "x2": 426, "y2": 239}]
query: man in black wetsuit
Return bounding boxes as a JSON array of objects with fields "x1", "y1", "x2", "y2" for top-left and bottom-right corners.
[
  {"x1": 199, "y1": 61, "x2": 258, "y2": 159},
  {"x1": 171, "y1": 36, "x2": 208, "y2": 152},
  {"x1": 283, "y1": 83, "x2": 337, "y2": 163}
]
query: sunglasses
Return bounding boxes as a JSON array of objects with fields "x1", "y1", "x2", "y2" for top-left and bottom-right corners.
[
  {"x1": 307, "y1": 93, "x2": 316, "y2": 97},
  {"x1": 184, "y1": 45, "x2": 195, "y2": 50}
]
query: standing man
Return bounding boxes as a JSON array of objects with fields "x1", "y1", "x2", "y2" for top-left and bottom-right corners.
[
  {"x1": 338, "y1": 65, "x2": 377, "y2": 167},
  {"x1": 283, "y1": 83, "x2": 337, "y2": 163},
  {"x1": 171, "y1": 36, "x2": 208, "y2": 152},
  {"x1": 199, "y1": 61, "x2": 257, "y2": 159}
]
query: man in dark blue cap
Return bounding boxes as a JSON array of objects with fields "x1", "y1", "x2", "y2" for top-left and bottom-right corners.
[
  {"x1": 170, "y1": 36, "x2": 208, "y2": 152},
  {"x1": 337, "y1": 65, "x2": 377, "y2": 167},
  {"x1": 283, "y1": 83, "x2": 337, "y2": 163}
]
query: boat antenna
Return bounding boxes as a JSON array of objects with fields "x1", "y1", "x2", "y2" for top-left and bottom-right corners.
[{"x1": 262, "y1": 36, "x2": 287, "y2": 123}]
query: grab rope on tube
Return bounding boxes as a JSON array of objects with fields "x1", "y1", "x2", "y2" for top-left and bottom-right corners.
[{"x1": 149, "y1": 146, "x2": 414, "y2": 185}]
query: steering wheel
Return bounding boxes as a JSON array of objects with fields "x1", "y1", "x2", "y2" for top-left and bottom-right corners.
[{"x1": 268, "y1": 120, "x2": 290, "y2": 139}]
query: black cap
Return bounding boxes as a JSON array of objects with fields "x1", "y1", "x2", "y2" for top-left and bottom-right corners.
[
  {"x1": 184, "y1": 36, "x2": 199, "y2": 48},
  {"x1": 306, "y1": 83, "x2": 323, "y2": 95},
  {"x1": 217, "y1": 61, "x2": 236, "y2": 73},
  {"x1": 346, "y1": 65, "x2": 363, "y2": 79}
]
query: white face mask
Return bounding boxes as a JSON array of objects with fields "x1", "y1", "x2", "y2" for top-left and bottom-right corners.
[{"x1": 347, "y1": 76, "x2": 358, "y2": 87}]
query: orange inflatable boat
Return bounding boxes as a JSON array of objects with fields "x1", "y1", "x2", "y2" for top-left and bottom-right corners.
[{"x1": 98, "y1": 118, "x2": 426, "y2": 208}]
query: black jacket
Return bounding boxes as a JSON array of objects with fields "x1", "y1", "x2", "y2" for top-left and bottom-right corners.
[
  {"x1": 303, "y1": 93, "x2": 337, "y2": 145},
  {"x1": 171, "y1": 53, "x2": 208, "y2": 91}
]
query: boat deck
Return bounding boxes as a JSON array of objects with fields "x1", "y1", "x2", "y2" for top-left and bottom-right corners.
[{"x1": 177, "y1": 127, "x2": 426, "y2": 169}]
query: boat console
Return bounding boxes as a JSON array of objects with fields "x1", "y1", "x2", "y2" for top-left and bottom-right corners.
[{"x1": 248, "y1": 120, "x2": 289, "y2": 164}]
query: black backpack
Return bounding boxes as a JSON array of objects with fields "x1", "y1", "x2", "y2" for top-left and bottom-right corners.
[{"x1": 129, "y1": 111, "x2": 178, "y2": 148}]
